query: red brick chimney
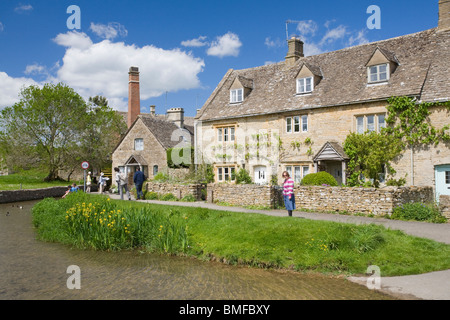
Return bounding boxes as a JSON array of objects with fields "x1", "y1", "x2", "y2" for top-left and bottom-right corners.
[{"x1": 127, "y1": 66, "x2": 141, "y2": 128}]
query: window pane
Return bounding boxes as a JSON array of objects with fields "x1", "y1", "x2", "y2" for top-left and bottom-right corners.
[
  {"x1": 230, "y1": 127, "x2": 235, "y2": 141},
  {"x1": 378, "y1": 114, "x2": 386, "y2": 131},
  {"x1": 135, "y1": 138, "x2": 143, "y2": 151},
  {"x1": 237, "y1": 89, "x2": 243, "y2": 102},
  {"x1": 286, "y1": 117, "x2": 292, "y2": 133},
  {"x1": 218, "y1": 168, "x2": 223, "y2": 181},
  {"x1": 294, "y1": 167, "x2": 301, "y2": 184},
  {"x1": 231, "y1": 167, "x2": 236, "y2": 181},
  {"x1": 379, "y1": 72, "x2": 387, "y2": 81},
  {"x1": 305, "y1": 78, "x2": 312, "y2": 92},
  {"x1": 297, "y1": 79, "x2": 304, "y2": 93},
  {"x1": 367, "y1": 115, "x2": 375, "y2": 132},
  {"x1": 294, "y1": 116, "x2": 300, "y2": 132},
  {"x1": 285, "y1": 166, "x2": 292, "y2": 178},
  {"x1": 446, "y1": 171, "x2": 450, "y2": 184},
  {"x1": 224, "y1": 167, "x2": 229, "y2": 180},
  {"x1": 218, "y1": 128, "x2": 222, "y2": 142},
  {"x1": 357, "y1": 117, "x2": 364, "y2": 134},
  {"x1": 302, "y1": 115, "x2": 308, "y2": 132},
  {"x1": 302, "y1": 166, "x2": 309, "y2": 178},
  {"x1": 224, "y1": 128, "x2": 229, "y2": 142},
  {"x1": 379, "y1": 64, "x2": 387, "y2": 73}
]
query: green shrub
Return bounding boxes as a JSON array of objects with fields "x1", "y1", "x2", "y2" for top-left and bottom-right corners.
[
  {"x1": 145, "y1": 192, "x2": 159, "y2": 200},
  {"x1": 391, "y1": 202, "x2": 447, "y2": 223},
  {"x1": 236, "y1": 168, "x2": 252, "y2": 184},
  {"x1": 181, "y1": 194, "x2": 196, "y2": 202},
  {"x1": 153, "y1": 172, "x2": 169, "y2": 182},
  {"x1": 301, "y1": 172, "x2": 338, "y2": 186},
  {"x1": 161, "y1": 193, "x2": 179, "y2": 201}
]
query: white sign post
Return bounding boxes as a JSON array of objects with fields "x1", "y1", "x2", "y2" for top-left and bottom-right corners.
[{"x1": 81, "y1": 161, "x2": 90, "y2": 192}]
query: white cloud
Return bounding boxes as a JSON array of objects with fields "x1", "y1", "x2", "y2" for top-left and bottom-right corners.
[
  {"x1": 207, "y1": 32, "x2": 242, "y2": 58},
  {"x1": 0, "y1": 72, "x2": 39, "y2": 108},
  {"x1": 14, "y1": 4, "x2": 33, "y2": 14},
  {"x1": 90, "y1": 22, "x2": 128, "y2": 40},
  {"x1": 348, "y1": 29, "x2": 370, "y2": 46},
  {"x1": 264, "y1": 37, "x2": 284, "y2": 49},
  {"x1": 296, "y1": 20, "x2": 318, "y2": 37},
  {"x1": 0, "y1": 22, "x2": 4, "y2": 32},
  {"x1": 53, "y1": 31, "x2": 205, "y2": 111},
  {"x1": 181, "y1": 36, "x2": 208, "y2": 47},
  {"x1": 320, "y1": 25, "x2": 347, "y2": 45},
  {"x1": 53, "y1": 31, "x2": 93, "y2": 50},
  {"x1": 24, "y1": 64, "x2": 47, "y2": 76}
]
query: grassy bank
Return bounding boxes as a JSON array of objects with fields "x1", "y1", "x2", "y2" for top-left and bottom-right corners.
[
  {"x1": 32, "y1": 193, "x2": 450, "y2": 277},
  {"x1": 0, "y1": 169, "x2": 81, "y2": 190}
]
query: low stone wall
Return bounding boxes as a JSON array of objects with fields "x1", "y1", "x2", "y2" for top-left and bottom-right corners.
[
  {"x1": 0, "y1": 187, "x2": 68, "y2": 204},
  {"x1": 440, "y1": 195, "x2": 450, "y2": 219},
  {"x1": 145, "y1": 182, "x2": 205, "y2": 201},
  {"x1": 207, "y1": 183, "x2": 434, "y2": 215},
  {"x1": 207, "y1": 183, "x2": 274, "y2": 208}
]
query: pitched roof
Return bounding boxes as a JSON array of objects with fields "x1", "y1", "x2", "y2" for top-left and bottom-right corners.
[{"x1": 196, "y1": 28, "x2": 450, "y2": 122}]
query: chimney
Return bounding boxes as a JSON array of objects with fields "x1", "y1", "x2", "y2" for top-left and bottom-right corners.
[
  {"x1": 285, "y1": 37, "x2": 304, "y2": 66},
  {"x1": 127, "y1": 66, "x2": 140, "y2": 128},
  {"x1": 167, "y1": 107, "x2": 184, "y2": 128},
  {"x1": 150, "y1": 105, "x2": 156, "y2": 115},
  {"x1": 438, "y1": 0, "x2": 450, "y2": 32}
]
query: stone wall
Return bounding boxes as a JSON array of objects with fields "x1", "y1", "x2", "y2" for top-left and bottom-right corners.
[
  {"x1": 145, "y1": 182, "x2": 205, "y2": 201},
  {"x1": 207, "y1": 183, "x2": 434, "y2": 215},
  {"x1": 440, "y1": 195, "x2": 450, "y2": 219},
  {"x1": 207, "y1": 183, "x2": 274, "y2": 208},
  {"x1": 0, "y1": 187, "x2": 68, "y2": 204}
]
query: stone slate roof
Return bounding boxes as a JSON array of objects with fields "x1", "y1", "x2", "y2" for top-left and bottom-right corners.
[
  {"x1": 139, "y1": 115, "x2": 194, "y2": 150},
  {"x1": 196, "y1": 28, "x2": 450, "y2": 122}
]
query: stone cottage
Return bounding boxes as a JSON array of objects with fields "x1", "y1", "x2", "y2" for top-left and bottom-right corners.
[
  {"x1": 194, "y1": 0, "x2": 450, "y2": 201},
  {"x1": 112, "y1": 67, "x2": 194, "y2": 183}
]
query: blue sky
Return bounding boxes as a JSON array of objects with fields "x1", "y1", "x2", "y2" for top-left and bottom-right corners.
[{"x1": 0, "y1": 0, "x2": 440, "y2": 117}]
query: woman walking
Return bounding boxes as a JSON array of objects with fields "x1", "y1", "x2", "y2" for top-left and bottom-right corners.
[{"x1": 282, "y1": 171, "x2": 296, "y2": 217}]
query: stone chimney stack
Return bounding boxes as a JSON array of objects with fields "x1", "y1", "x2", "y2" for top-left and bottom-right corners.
[
  {"x1": 285, "y1": 37, "x2": 304, "y2": 66},
  {"x1": 438, "y1": 0, "x2": 450, "y2": 32},
  {"x1": 167, "y1": 107, "x2": 184, "y2": 128},
  {"x1": 127, "y1": 66, "x2": 140, "y2": 128},
  {"x1": 150, "y1": 105, "x2": 156, "y2": 115}
]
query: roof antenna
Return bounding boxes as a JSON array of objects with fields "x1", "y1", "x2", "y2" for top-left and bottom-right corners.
[{"x1": 286, "y1": 20, "x2": 303, "y2": 40}]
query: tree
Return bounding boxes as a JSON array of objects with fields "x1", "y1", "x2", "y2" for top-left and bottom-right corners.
[
  {"x1": 0, "y1": 85, "x2": 126, "y2": 181},
  {"x1": 344, "y1": 131, "x2": 403, "y2": 187}
]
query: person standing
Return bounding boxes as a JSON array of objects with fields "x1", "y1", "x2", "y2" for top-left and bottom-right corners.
[
  {"x1": 282, "y1": 171, "x2": 296, "y2": 217},
  {"x1": 133, "y1": 168, "x2": 146, "y2": 200},
  {"x1": 86, "y1": 172, "x2": 92, "y2": 193},
  {"x1": 98, "y1": 172, "x2": 106, "y2": 193},
  {"x1": 114, "y1": 167, "x2": 131, "y2": 200}
]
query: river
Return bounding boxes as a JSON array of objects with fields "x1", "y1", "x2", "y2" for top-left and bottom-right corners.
[{"x1": 0, "y1": 200, "x2": 394, "y2": 300}]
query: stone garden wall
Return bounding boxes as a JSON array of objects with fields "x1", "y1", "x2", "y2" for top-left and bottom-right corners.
[
  {"x1": 207, "y1": 183, "x2": 434, "y2": 216},
  {"x1": 440, "y1": 195, "x2": 450, "y2": 219},
  {"x1": 145, "y1": 182, "x2": 206, "y2": 201}
]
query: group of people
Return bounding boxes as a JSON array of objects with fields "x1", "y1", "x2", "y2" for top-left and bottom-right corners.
[{"x1": 114, "y1": 167, "x2": 146, "y2": 201}]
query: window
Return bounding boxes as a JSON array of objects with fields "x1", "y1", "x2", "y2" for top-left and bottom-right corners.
[
  {"x1": 367, "y1": 115, "x2": 375, "y2": 132},
  {"x1": 378, "y1": 114, "x2": 386, "y2": 131},
  {"x1": 446, "y1": 171, "x2": 450, "y2": 184},
  {"x1": 301, "y1": 115, "x2": 308, "y2": 132},
  {"x1": 297, "y1": 77, "x2": 313, "y2": 94},
  {"x1": 217, "y1": 166, "x2": 236, "y2": 182},
  {"x1": 285, "y1": 165, "x2": 310, "y2": 184},
  {"x1": 217, "y1": 126, "x2": 235, "y2": 142},
  {"x1": 356, "y1": 116, "x2": 364, "y2": 134},
  {"x1": 368, "y1": 64, "x2": 389, "y2": 83},
  {"x1": 230, "y1": 88, "x2": 243, "y2": 103},
  {"x1": 286, "y1": 117, "x2": 292, "y2": 133},
  {"x1": 356, "y1": 114, "x2": 386, "y2": 134},
  {"x1": 286, "y1": 115, "x2": 308, "y2": 133},
  {"x1": 153, "y1": 165, "x2": 158, "y2": 176},
  {"x1": 134, "y1": 138, "x2": 144, "y2": 151}
]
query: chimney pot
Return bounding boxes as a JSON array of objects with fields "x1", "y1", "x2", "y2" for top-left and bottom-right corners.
[
  {"x1": 127, "y1": 66, "x2": 141, "y2": 128},
  {"x1": 167, "y1": 107, "x2": 185, "y2": 128}
]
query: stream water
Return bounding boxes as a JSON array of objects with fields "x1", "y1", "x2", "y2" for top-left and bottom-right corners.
[{"x1": 0, "y1": 200, "x2": 394, "y2": 300}]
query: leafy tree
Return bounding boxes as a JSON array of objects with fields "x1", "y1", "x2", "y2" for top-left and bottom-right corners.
[
  {"x1": 344, "y1": 131, "x2": 403, "y2": 187},
  {"x1": 0, "y1": 85, "x2": 126, "y2": 181}
]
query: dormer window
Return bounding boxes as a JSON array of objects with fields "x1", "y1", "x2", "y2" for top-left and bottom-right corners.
[
  {"x1": 368, "y1": 64, "x2": 389, "y2": 83},
  {"x1": 297, "y1": 77, "x2": 314, "y2": 94},
  {"x1": 230, "y1": 88, "x2": 243, "y2": 103}
]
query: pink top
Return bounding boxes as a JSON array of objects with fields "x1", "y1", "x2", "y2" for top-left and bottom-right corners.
[{"x1": 283, "y1": 178, "x2": 294, "y2": 196}]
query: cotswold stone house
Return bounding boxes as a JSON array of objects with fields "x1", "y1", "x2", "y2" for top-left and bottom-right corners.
[
  {"x1": 195, "y1": 0, "x2": 450, "y2": 201},
  {"x1": 112, "y1": 67, "x2": 194, "y2": 183}
]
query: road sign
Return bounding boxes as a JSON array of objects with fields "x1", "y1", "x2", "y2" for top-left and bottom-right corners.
[{"x1": 81, "y1": 161, "x2": 90, "y2": 170}]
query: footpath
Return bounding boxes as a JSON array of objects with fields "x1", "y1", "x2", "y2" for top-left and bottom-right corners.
[{"x1": 108, "y1": 194, "x2": 450, "y2": 300}]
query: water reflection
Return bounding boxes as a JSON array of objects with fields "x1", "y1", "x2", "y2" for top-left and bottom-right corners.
[{"x1": 0, "y1": 201, "x2": 394, "y2": 300}]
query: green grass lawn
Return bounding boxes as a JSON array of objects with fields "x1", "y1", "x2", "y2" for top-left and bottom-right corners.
[
  {"x1": 31, "y1": 193, "x2": 450, "y2": 277},
  {"x1": 0, "y1": 169, "x2": 81, "y2": 190}
]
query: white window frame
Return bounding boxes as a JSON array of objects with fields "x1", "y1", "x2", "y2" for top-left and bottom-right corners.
[
  {"x1": 134, "y1": 138, "x2": 144, "y2": 151},
  {"x1": 378, "y1": 114, "x2": 386, "y2": 132},
  {"x1": 286, "y1": 117, "x2": 292, "y2": 133},
  {"x1": 293, "y1": 116, "x2": 300, "y2": 133},
  {"x1": 217, "y1": 166, "x2": 236, "y2": 182},
  {"x1": 356, "y1": 114, "x2": 387, "y2": 134},
  {"x1": 296, "y1": 77, "x2": 314, "y2": 94},
  {"x1": 230, "y1": 88, "x2": 243, "y2": 103},
  {"x1": 367, "y1": 115, "x2": 375, "y2": 132},
  {"x1": 368, "y1": 64, "x2": 389, "y2": 83},
  {"x1": 301, "y1": 115, "x2": 308, "y2": 132},
  {"x1": 285, "y1": 165, "x2": 310, "y2": 184},
  {"x1": 217, "y1": 126, "x2": 235, "y2": 143}
]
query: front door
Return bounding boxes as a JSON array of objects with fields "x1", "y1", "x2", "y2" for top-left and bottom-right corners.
[
  {"x1": 435, "y1": 165, "x2": 450, "y2": 202},
  {"x1": 254, "y1": 166, "x2": 267, "y2": 185}
]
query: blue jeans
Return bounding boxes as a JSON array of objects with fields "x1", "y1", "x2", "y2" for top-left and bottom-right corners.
[{"x1": 135, "y1": 183, "x2": 143, "y2": 199}]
